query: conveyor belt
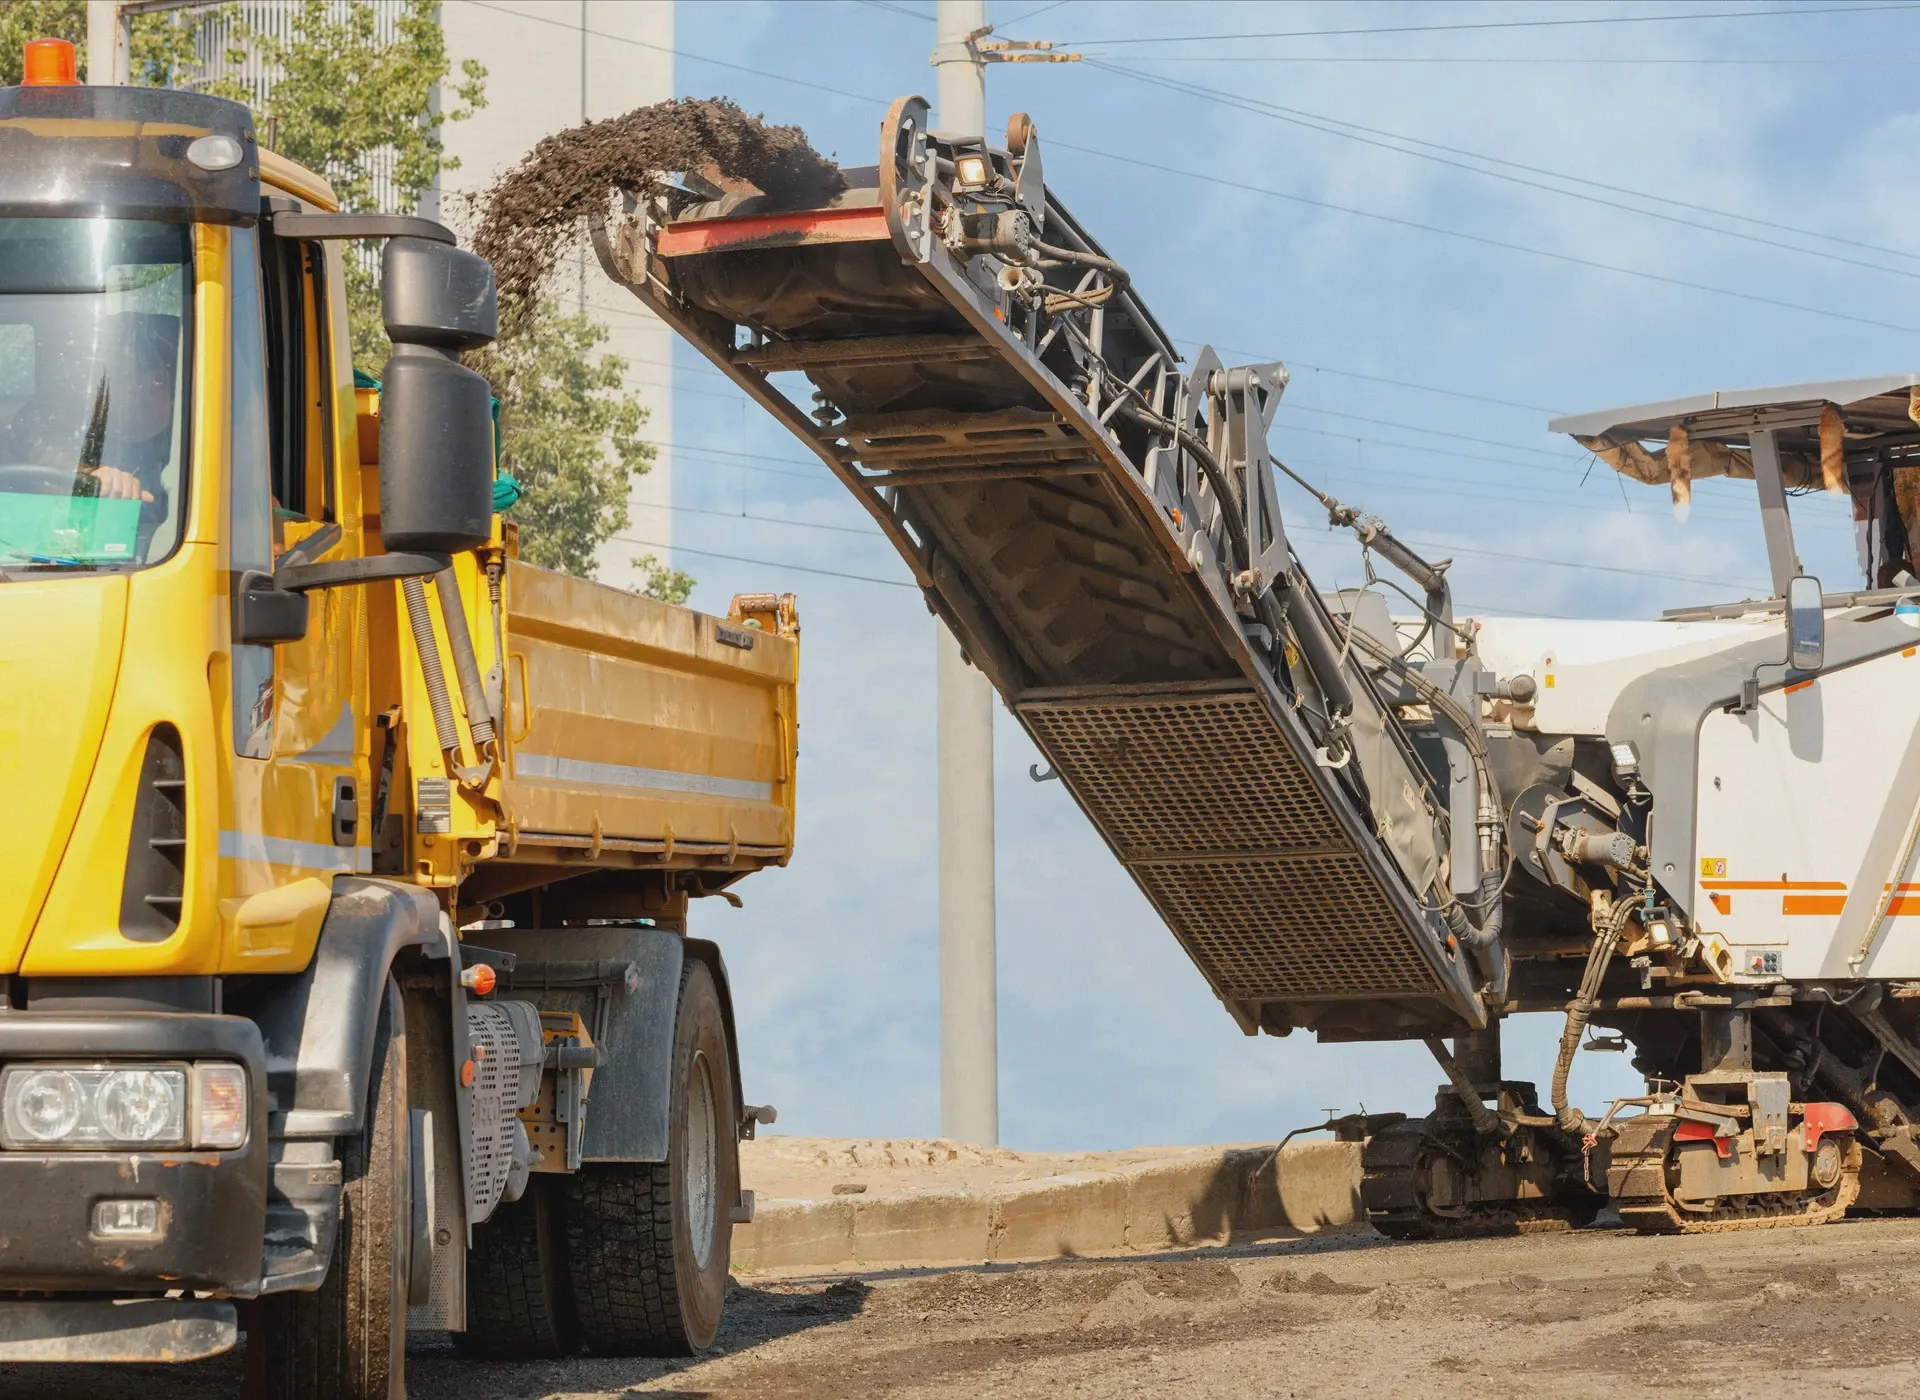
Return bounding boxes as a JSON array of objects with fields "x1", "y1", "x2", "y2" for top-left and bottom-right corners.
[{"x1": 595, "y1": 97, "x2": 1486, "y2": 1038}]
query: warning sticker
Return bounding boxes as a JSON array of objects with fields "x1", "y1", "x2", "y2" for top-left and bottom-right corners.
[{"x1": 1700, "y1": 857, "x2": 1727, "y2": 879}]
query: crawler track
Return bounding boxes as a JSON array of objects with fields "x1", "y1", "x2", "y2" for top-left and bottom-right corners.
[
  {"x1": 1607, "y1": 1115, "x2": 1861, "y2": 1234},
  {"x1": 1361, "y1": 1119, "x2": 1600, "y2": 1241}
]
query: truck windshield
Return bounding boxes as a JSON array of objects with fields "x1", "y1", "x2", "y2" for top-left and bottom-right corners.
[{"x1": 0, "y1": 218, "x2": 191, "y2": 573}]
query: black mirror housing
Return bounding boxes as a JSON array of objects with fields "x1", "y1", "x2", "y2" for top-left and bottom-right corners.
[
  {"x1": 233, "y1": 570, "x2": 310, "y2": 645},
  {"x1": 377, "y1": 237, "x2": 499, "y2": 554},
  {"x1": 382, "y1": 236, "x2": 497, "y2": 349}
]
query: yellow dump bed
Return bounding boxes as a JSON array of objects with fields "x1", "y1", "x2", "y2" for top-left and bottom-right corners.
[{"x1": 498, "y1": 564, "x2": 797, "y2": 869}]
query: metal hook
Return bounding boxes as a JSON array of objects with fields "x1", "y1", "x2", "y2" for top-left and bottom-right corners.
[{"x1": 1028, "y1": 762, "x2": 1059, "y2": 783}]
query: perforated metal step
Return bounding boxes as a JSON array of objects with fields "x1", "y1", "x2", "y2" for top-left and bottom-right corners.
[{"x1": 1019, "y1": 684, "x2": 1452, "y2": 1004}]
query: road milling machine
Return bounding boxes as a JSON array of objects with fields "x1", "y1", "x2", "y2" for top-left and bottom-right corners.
[
  {"x1": 600, "y1": 95, "x2": 1920, "y2": 1239},
  {"x1": 0, "y1": 44, "x2": 796, "y2": 1394}
]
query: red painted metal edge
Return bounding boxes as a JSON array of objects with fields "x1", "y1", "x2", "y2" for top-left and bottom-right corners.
[
  {"x1": 658, "y1": 206, "x2": 890, "y2": 258},
  {"x1": 1802, "y1": 1102, "x2": 1857, "y2": 1150},
  {"x1": 1673, "y1": 1119, "x2": 1734, "y2": 1159}
]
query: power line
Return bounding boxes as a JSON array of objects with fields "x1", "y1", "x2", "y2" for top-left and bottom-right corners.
[
  {"x1": 1229, "y1": 350, "x2": 1562, "y2": 415},
  {"x1": 1077, "y1": 53, "x2": 1920, "y2": 65},
  {"x1": 634, "y1": 499, "x2": 881, "y2": 536},
  {"x1": 1049, "y1": 138, "x2": 1920, "y2": 335},
  {"x1": 592, "y1": 296, "x2": 1567, "y2": 418},
  {"x1": 852, "y1": 0, "x2": 936, "y2": 20},
  {"x1": 612, "y1": 536, "x2": 919, "y2": 589},
  {"x1": 1084, "y1": 60, "x2": 1920, "y2": 276},
  {"x1": 1071, "y1": 4, "x2": 1920, "y2": 47},
  {"x1": 999, "y1": 0, "x2": 1074, "y2": 30},
  {"x1": 635, "y1": 484, "x2": 1780, "y2": 592},
  {"x1": 1276, "y1": 404, "x2": 1577, "y2": 462},
  {"x1": 464, "y1": 0, "x2": 893, "y2": 104}
]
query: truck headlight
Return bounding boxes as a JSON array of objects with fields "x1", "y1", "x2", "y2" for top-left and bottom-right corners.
[{"x1": 1, "y1": 1065, "x2": 188, "y2": 1149}]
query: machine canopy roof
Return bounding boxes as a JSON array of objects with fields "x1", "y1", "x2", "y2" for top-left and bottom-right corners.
[{"x1": 1548, "y1": 374, "x2": 1920, "y2": 516}]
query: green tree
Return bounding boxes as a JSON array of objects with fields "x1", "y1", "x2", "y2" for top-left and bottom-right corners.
[
  {"x1": 0, "y1": 2, "x2": 215, "y2": 87},
  {"x1": 239, "y1": 0, "x2": 485, "y2": 365},
  {"x1": 477, "y1": 302, "x2": 673, "y2": 585},
  {"x1": 0, "y1": 0, "x2": 681, "y2": 599},
  {"x1": 239, "y1": 1, "x2": 682, "y2": 596}
]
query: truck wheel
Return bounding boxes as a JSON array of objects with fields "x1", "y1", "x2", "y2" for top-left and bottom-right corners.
[
  {"x1": 564, "y1": 958, "x2": 736, "y2": 1355},
  {"x1": 456, "y1": 1176, "x2": 578, "y2": 1357},
  {"x1": 248, "y1": 982, "x2": 412, "y2": 1400}
]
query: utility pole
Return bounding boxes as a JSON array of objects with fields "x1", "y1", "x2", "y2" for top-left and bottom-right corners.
[
  {"x1": 87, "y1": 0, "x2": 210, "y2": 86},
  {"x1": 926, "y1": 0, "x2": 1078, "y2": 1151},
  {"x1": 86, "y1": 0, "x2": 132, "y2": 85},
  {"x1": 931, "y1": 0, "x2": 998, "y2": 1149}
]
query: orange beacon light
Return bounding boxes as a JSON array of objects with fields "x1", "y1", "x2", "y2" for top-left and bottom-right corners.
[{"x1": 22, "y1": 38, "x2": 79, "y2": 87}]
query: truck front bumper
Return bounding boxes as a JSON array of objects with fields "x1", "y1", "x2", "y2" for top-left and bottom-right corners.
[{"x1": 0, "y1": 1012, "x2": 268, "y2": 1294}]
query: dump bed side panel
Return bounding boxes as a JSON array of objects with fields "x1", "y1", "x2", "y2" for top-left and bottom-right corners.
[{"x1": 500, "y1": 562, "x2": 796, "y2": 862}]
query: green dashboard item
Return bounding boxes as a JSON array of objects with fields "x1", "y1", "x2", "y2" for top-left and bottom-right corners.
[{"x1": 0, "y1": 491, "x2": 141, "y2": 563}]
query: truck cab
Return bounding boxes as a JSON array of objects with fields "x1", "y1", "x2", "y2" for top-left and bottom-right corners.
[{"x1": 0, "y1": 46, "x2": 796, "y2": 1395}]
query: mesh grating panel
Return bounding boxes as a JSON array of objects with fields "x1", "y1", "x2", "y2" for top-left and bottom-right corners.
[
  {"x1": 1019, "y1": 684, "x2": 1446, "y2": 1002},
  {"x1": 1136, "y1": 854, "x2": 1443, "y2": 999},
  {"x1": 1019, "y1": 686, "x2": 1344, "y2": 856}
]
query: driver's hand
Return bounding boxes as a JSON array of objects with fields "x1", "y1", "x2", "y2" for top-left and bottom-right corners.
[{"x1": 87, "y1": 467, "x2": 154, "y2": 503}]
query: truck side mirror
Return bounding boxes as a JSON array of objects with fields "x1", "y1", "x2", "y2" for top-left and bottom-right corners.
[
  {"x1": 377, "y1": 237, "x2": 498, "y2": 554},
  {"x1": 234, "y1": 569, "x2": 310, "y2": 645},
  {"x1": 1787, "y1": 573, "x2": 1824, "y2": 672}
]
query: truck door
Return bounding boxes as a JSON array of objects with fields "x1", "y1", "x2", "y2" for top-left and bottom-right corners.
[{"x1": 222, "y1": 223, "x2": 366, "y2": 953}]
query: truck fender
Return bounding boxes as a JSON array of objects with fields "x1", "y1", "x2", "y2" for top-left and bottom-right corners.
[
  {"x1": 249, "y1": 876, "x2": 442, "y2": 1139},
  {"x1": 682, "y1": 936, "x2": 747, "y2": 1146}
]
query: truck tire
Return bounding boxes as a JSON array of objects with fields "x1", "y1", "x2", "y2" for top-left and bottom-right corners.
[
  {"x1": 456, "y1": 1176, "x2": 578, "y2": 1357},
  {"x1": 564, "y1": 958, "x2": 736, "y2": 1355},
  {"x1": 248, "y1": 982, "x2": 412, "y2": 1400}
]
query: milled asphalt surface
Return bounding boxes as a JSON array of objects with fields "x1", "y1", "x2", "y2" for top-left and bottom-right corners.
[{"x1": 5, "y1": 1215, "x2": 1918, "y2": 1398}]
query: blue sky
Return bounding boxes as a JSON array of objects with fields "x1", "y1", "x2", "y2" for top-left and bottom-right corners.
[{"x1": 618, "y1": 0, "x2": 1920, "y2": 1149}]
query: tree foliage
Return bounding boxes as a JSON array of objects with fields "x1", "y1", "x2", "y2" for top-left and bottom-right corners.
[
  {"x1": 475, "y1": 303, "x2": 666, "y2": 581},
  {"x1": 238, "y1": 0, "x2": 485, "y2": 365},
  {"x1": 0, "y1": 0, "x2": 680, "y2": 598},
  {"x1": 0, "y1": 1, "x2": 215, "y2": 88}
]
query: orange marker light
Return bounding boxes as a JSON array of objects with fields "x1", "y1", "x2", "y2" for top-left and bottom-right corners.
[
  {"x1": 22, "y1": 38, "x2": 77, "y2": 86},
  {"x1": 461, "y1": 962, "x2": 497, "y2": 996}
]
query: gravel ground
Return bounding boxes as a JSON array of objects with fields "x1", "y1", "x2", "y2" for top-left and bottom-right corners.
[{"x1": 4, "y1": 1215, "x2": 1918, "y2": 1399}]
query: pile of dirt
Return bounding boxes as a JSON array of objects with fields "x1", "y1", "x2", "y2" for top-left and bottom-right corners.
[{"x1": 474, "y1": 97, "x2": 844, "y2": 320}]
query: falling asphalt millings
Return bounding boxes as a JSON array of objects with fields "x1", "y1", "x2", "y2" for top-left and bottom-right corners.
[{"x1": 474, "y1": 96, "x2": 844, "y2": 321}]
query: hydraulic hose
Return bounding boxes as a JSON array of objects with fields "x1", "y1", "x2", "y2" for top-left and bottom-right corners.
[
  {"x1": 433, "y1": 565, "x2": 497, "y2": 752},
  {"x1": 1552, "y1": 898, "x2": 1636, "y2": 1135},
  {"x1": 1342, "y1": 623, "x2": 1510, "y2": 994},
  {"x1": 403, "y1": 574, "x2": 461, "y2": 759},
  {"x1": 1031, "y1": 239, "x2": 1130, "y2": 315},
  {"x1": 1424, "y1": 1035, "x2": 1504, "y2": 1139}
]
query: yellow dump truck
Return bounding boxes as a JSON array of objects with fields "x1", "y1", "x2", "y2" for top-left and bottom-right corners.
[{"x1": 0, "y1": 43, "x2": 794, "y2": 1395}]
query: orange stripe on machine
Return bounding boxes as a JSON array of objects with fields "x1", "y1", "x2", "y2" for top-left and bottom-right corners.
[{"x1": 657, "y1": 206, "x2": 891, "y2": 258}]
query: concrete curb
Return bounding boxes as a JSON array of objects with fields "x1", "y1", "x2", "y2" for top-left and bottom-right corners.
[{"x1": 732, "y1": 1140, "x2": 1364, "y2": 1273}]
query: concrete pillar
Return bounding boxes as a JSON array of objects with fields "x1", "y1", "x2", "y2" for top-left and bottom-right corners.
[
  {"x1": 932, "y1": 0, "x2": 997, "y2": 1147},
  {"x1": 86, "y1": 0, "x2": 131, "y2": 85}
]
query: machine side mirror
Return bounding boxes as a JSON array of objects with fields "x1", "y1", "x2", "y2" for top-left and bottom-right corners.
[
  {"x1": 1787, "y1": 573, "x2": 1824, "y2": 672},
  {"x1": 377, "y1": 237, "x2": 499, "y2": 555}
]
